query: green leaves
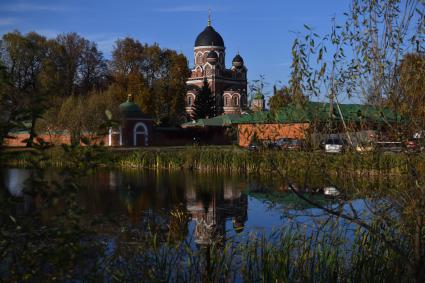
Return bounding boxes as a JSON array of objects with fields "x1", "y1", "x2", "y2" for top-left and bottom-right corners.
[{"x1": 192, "y1": 79, "x2": 217, "y2": 120}]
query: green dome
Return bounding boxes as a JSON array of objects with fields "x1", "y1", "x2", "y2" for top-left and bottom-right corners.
[
  {"x1": 253, "y1": 91, "x2": 264, "y2": 100},
  {"x1": 119, "y1": 94, "x2": 147, "y2": 118}
]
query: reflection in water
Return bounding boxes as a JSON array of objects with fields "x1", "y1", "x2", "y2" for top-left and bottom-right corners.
[
  {"x1": 1, "y1": 167, "x2": 421, "y2": 281},
  {"x1": 186, "y1": 179, "x2": 248, "y2": 245},
  {"x1": 2, "y1": 168, "x2": 30, "y2": 197},
  {"x1": 1, "y1": 169, "x2": 37, "y2": 216},
  {"x1": 0, "y1": 168, "x2": 350, "y2": 246},
  {"x1": 76, "y1": 170, "x2": 248, "y2": 245}
]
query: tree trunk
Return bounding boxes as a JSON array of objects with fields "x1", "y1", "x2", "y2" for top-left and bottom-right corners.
[{"x1": 26, "y1": 115, "x2": 37, "y2": 147}]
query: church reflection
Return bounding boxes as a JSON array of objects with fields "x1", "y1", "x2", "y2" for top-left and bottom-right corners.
[
  {"x1": 1, "y1": 168, "x2": 248, "y2": 246},
  {"x1": 95, "y1": 170, "x2": 248, "y2": 245},
  {"x1": 186, "y1": 178, "x2": 248, "y2": 245}
]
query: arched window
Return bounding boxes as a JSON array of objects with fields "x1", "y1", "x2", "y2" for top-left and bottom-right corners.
[
  {"x1": 225, "y1": 97, "x2": 230, "y2": 106},
  {"x1": 133, "y1": 122, "x2": 148, "y2": 146},
  {"x1": 108, "y1": 127, "x2": 122, "y2": 146},
  {"x1": 233, "y1": 96, "x2": 239, "y2": 106},
  {"x1": 188, "y1": 96, "x2": 193, "y2": 107},
  {"x1": 196, "y1": 53, "x2": 203, "y2": 65}
]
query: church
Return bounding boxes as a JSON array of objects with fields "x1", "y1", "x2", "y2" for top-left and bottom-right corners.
[{"x1": 185, "y1": 16, "x2": 248, "y2": 116}]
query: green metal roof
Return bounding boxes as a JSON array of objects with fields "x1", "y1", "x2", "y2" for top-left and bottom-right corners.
[
  {"x1": 119, "y1": 95, "x2": 152, "y2": 119},
  {"x1": 236, "y1": 102, "x2": 401, "y2": 124},
  {"x1": 181, "y1": 102, "x2": 400, "y2": 127},
  {"x1": 119, "y1": 100, "x2": 145, "y2": 118},
  {"x1": 181, "y1": 114, "x2": 241, "y2": 128}
]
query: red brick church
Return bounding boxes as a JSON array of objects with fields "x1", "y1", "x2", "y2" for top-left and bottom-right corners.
[{"x1": 185, "y1": 16, "x2": 248, "y2": 116}]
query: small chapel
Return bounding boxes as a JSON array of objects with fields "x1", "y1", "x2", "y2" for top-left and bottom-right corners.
[{"x1": 185, "y1": 15, "x2": 248, "y2": 116}]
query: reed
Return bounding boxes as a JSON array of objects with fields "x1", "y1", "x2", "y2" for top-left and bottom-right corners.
[
  {"x1": 85, "y1": 223, "x2": 411, "y2": 282},
  {"x1": 2, "y1": 146, "x2": 425, "y2": 176}
]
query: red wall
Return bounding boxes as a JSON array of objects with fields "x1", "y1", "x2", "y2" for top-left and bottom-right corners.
[{"x1": 237, "y1": 123, "x2": 310, "y2": 147}]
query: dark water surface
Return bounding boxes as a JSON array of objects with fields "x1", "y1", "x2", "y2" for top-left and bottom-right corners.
[
  {"x1": 1, "y1": 168, "x2": 366, "y2": 245},
  {"x1": 2, "y1": 167, "x2": 420, "y2": 282}
]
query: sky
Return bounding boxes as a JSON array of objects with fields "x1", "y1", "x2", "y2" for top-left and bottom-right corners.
[{"x1": 0, "y1": 0, "x2": 353, "y2": 101}]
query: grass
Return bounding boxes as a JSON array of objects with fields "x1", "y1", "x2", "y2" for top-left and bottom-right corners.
[
  {"x1": 2, "y1": 146, "x2": 424, "y2": 177},
  {"x1": 79, "y1": 223, "x2": 409, "y2": 282}
]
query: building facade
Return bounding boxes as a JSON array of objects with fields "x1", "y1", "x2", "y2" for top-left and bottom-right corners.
[
  {"x1": 186, "y1": 18, "x2": 248, "y2": 116},
  {"x1": 251, "y1": 91, "x2": 266, "y2": 112},
  {"x1": 109, "y1": 94, "x2": 154, "y2": 147}
]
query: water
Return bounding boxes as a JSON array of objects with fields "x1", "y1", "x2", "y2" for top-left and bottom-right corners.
[
  {"x1": 2, "y1": 167, "x2": 415, "y2": 281},
  {"x1": 1, "y1": 168, "x2": 353, "y2": 244}
]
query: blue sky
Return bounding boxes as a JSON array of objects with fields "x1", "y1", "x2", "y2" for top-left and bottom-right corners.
[{"x1": 0, "y1": 0, "x2": 352, "y2": 101}]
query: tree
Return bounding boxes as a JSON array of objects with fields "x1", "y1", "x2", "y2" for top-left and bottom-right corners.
[
  {"x1": 192, "y1": 79, "x2": 216, "y2": 120},
  {"x1": 397, "y1": 53, "x2": 425, "y2": 134},
  {"x1": 268, "y1": 85, "x2": 292, "y2": 112},
  {"x1": 81, "y1": 89, "x2": 121, "y2": 139},
  {"x1": 288, "y1": 1, "x2": 425, "y2": 280},
  {"x1": 0, "y1": 59, "x2": 16, "y2": 146},
  {"x1": 267, "y1": 38, "x2": 311, "y2": 113},
  {"x1": 110, "y1": 37, "x2": 146, "y2": 101},
  {"x1": 288, "y1": 39, "x2": 308, "y2": 105},
  {"x1": 0, "y1": 31, "x2": 49, "y2": 146},
  {"x1": 249, "y1": 75, "x2": 268, "y2": 105},
  {"x1": 53, "y1": 33, "x2": 107, "y2": 97},
  {"x1": 55, "y1": 89, "x2": 121, "y2": 144},
  {"x1": 152, "y1": 50, "x2": 190, "y2": 125},
  {"x1": 111, "y1": 38, "x2": 189, "y2": 125},
  {"x1": 58, "y1": 95, "x2": 84, "y2": 144},
  {"x1": 110, "y1": 38, "x2": 189, "y2": 125}
]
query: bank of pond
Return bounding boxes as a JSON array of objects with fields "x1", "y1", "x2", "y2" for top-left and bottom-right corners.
[
  {"x1": 2, "y1": 146, "x2": 425, "y2": 177},
  {"x1": 1, "y1": 167, "x2": 424, "y2": 282}
]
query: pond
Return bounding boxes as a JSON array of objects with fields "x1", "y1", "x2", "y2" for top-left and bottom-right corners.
[
  {"x1": 1, "y1": 168, "x2": 360, "y2": 243},
  {"x1": 1, "y1": 167, "x2": 418, "y2": 282}
]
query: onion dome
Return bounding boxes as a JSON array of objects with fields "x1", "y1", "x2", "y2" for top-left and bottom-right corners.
[
  {"x1": 253, "y1": 90, "x2": 265, "y2": 100},
  {"x1": 206, "y1": 51, "x2": 218, "y2": 64},
  {"x1": 195, "y1": 25, "x2": 225, "y2": 47},
  {"x1": 232, "y1": 54, "x2": 244, "y2": 68},
  {"x1": 119, "y1": 94, "x2": 147, "y2": 118}
]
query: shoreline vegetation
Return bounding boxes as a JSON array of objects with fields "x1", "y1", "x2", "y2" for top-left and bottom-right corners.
[
  {"x1": 1, "y1": 145, "x2": 424, "y2": 176},
  {"x1": 2, "y1": 145, "x2": 424, "y2": 281}
]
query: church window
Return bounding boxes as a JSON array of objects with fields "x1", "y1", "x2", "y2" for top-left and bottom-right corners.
[
  {"x1": 196, "y1": 53, "x2": 202, "y2": 64},
  {"x1": 188, "y1": 96, "x2": 193, "y2": 107},
  {"x1": 233, "y1": 96, "x2": 239, "y2": 106},
  {"x1": 225, "y1": 97, "x2": 230, "y2": 106}
]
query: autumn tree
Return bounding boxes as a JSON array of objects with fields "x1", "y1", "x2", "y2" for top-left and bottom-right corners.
[
  {"x1": 288, "y1": 1, "x2": 425, "y2": 280},
  {"x1": 151, "y1": 50, "x2": 189, "y2": 125},
  {"x1": 268, "y1": 39, "x2": 310, "y2": 113},
  {"x1": 110, "y1": 37, "x2": 146, "y2": 101},
  {"x1": 110, "y1": 38, "x2": 189, "y2": 125},
  {"x1": 54, "y1": 89, "x2": 121, "y2": 144},
  {"x1": 0, "y1": 31, "x2": 50, "y2": 146},
  {"x1": 81, "y1": 89, "x2": 121, "y2": 137},
  {"x1": 397, "y1": 52, "x2": 425, "y2": 134},
  {"x1": 288, "y1": 39, "x2": 308, "y2": 106},
  {"x1": 53, "y1": 32, "x2": 107, "y2": 97},
  {"x1": 268, "y1": 85, "x2": 292, "y2": 112},
  {"x1": 192, "y1": 79, "x2": 216, "y2": 120},
  {"x1": 0, "y1": 59, "x2": 16, "y2": 145}
]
